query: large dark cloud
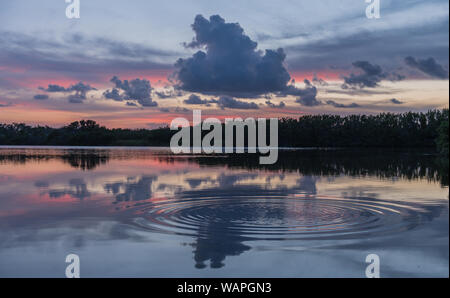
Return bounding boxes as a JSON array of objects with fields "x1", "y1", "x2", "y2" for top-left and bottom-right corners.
[
  {"x1": 103, "y1": 76, "x2": 158, "y2": 107},
  {"x1": 404, "y1": 56, "x2": 449, "y2": 79},
  {"x1": 38, "y1": 82, "x2": 96, "y2": 104},
  {"x1": 341, "y1": 61, "x2": 404, "y2": 89},
  {"x1": 174, "y1": 15, "x2": 291, "y2": 96}
]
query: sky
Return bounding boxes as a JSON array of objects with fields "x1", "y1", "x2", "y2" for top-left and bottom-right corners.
[{"x1": 0, "y1": 0, "x2": 448, "y2": 128}]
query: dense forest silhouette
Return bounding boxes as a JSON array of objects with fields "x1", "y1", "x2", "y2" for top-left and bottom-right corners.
[{"x1": 0, "y1": 109, "x2": 448, "y2": 153}]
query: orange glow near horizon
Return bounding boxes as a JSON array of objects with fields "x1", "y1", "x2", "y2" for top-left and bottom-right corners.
[
  {"x1": 3, "y1": 66, "x2": 346, "y2": 90},
  {"x1": 3, "y1": 69, "x2": 174, "y2": 90},
  {"x1": 3, "y1": 65, "x2": 344, "y2": 91},
  {"x1": 289, "y1": 70, "x2": 344, "y2": 82}
]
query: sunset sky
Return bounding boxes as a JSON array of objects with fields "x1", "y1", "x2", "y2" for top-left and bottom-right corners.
[{"x1": 0, "y1": 0, "x2": 448, "y2": 128}]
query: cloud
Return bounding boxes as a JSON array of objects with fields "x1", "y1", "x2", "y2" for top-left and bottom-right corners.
[
  {"x1": 103, "y1": 88, "x2": 122, "y2": 101},
  {"x1": 265, "y1": 100, "x2": 286, "y2": 108},
  {"x1": 341, "y1": 61, "x2": 404, "y2": 89},
  {"x1": 90, "y1": 37, "x2": 180, "y2": 59},
  {"x1": 312, "y1": 74, "x2": 328, "y2": 86},
  {"x1": 404, "y1": 56, "x2": 448, "y2": 79},
  {"x1": 0, "y1": 102, "x2": 12, "y2": 108},
  {"x1": 276, "y1": 79, "x2": 320, "y2": 107},
  {"x1": 67, "y1": 83, "x2": 95, "y2": 104},
  {"x1": 325, "y1": 87, "x2": 398, "y2": 96},
  {"x1": 326, "y1": 100, "x2": 360, "y2": 108},
  {"x1": 294, "y1": 81, "x2": 320, "y2": 106},
  {"x1": 68, "y1": 93, "x2": 86, "y2": 104},
  {"x1": 110, "y1": 76, "x2": 151, "y2": 101},
  {"x1": 173, "y1": 15, "x2": 291, "y2": 96},
  {"x1": 0, "y1": 31, "x2": 173, "y2": 90},
  {"x1": 155, "y1": 88, "x2": 183, "y2": 99},
  {"x1": 174, "y1": 107, "x2": 191, "y2": 113},
  {"x1": 38, "y1": 81, "x2": 96, "y2": 103},
  {"x1": 103, "y1": 76, "x2": 158, "y2": 107},
  {"x1": 183, "y1": 93, "x2": 260, "y2": 110},
  {"x1": 183, "y1": 94, "x2": 216, "y2": 105},
  {"x1": 158, "y1": 107, "x2": 191, "y2": 113},
  {"x1": 295, "y1": 95, "x2": 321, "y2": 107},
  {"x1": 71, "y1": 82, "x2": 94, "y2": 91},
  {"x1": 287, "y1": 30, "x2": 448, "y2": 73},
  {"x1": 216, "y1": 96, "x2": 259, "y2": 109},
  {"x1": 39, "y1": 84, "x2": 69, "y2": 92},
  {"x1": 33, "y1": 94, "x2": 49, "y2": 100},
  {"x1": 184, "y1": 94, "x2": 206, "y2": 104},
  {"x1": 389, "y1": 98, "x2": 403, "y2": 104}
]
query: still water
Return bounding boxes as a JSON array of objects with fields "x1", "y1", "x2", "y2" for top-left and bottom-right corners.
[{"x1": 0, "y1": 147, "x2": 448, "y2": 277}]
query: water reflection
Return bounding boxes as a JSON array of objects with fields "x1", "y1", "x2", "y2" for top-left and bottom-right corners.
[
  {"x1": 1, "y1": 148, "x2": 447, "y2": 186},
  {"x1": 0, "y1": 148, "x2": 110, "y2": 171},
  {"x1": 0, "y1": 147, "x2": 448, "y2": 276},
  {"x1": 105, "y1": 176, "x2": 158, "y2": 203},
  {"x1": 47, "y1": 179, "x2": 91, "y2": 200}
]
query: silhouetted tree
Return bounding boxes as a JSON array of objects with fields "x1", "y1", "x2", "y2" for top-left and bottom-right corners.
[{"x1": 0, "y1": 110, "x2": 448, "y2": 149}]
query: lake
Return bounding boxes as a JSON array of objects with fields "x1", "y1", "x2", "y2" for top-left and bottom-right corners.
[{"x1": 0, "y1": 147, "x2": 448, "y2": 277}]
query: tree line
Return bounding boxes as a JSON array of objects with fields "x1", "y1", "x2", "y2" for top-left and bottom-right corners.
[
  {"x1": 278, "y1": 109, "x2": 448, "y2": 152},
  {"x1": 0, "y1": 110, "x2": 448, "y2": 153}
]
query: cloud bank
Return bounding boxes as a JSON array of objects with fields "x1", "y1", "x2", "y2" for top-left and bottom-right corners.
[
  {"x1": 38, "y1": 82, "x2": 96, "y2": 103},
  {"x1": 404, "y1": 56, "x2": 448, "y2": 79},
  {"x1": 342, "y1": 61, "x2": 404, "y2": 89}
]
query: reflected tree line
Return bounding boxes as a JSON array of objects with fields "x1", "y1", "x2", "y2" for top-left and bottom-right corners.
[
  {"x1": 12, "y1": 151, "x2": 446, "y2": 270},
  {"x1": 0, "y1": 149, "x2": 110, "y2": 170},
  {"x1": 191, "y1": 150, "x2": 449, "y2": 187},
  {"x1": 1, "y1": 148, "x2": 448, "y2": 186}
]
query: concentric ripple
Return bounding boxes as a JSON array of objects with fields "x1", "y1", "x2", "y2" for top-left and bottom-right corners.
[{"x1": 129, "y1": 195, "x2": 434, "y2": 240}]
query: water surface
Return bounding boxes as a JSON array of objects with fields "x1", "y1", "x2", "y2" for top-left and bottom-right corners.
[{"x1": 0, "y1": 147, "x2": 448, "y2": 277}]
